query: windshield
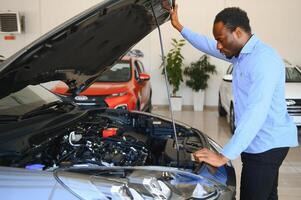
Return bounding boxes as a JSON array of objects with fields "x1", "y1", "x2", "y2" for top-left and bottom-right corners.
[
  {"x1": 286, "y1": 67, "x2": 301, "y2": 82},
  {"x1": 96, "y1": 61, "x2": 131, "y2": 82},
  {"x1": 0, "y1": 85, "x2": 59, "y2": 116}
]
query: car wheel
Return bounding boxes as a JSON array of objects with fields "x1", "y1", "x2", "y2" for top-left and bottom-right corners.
[
  {"x1": 218, "y1": 94, "x2": 227, "y2": 117},
  {"x1": 230, "y1": 104, "x2": 236, "y2": 134}
]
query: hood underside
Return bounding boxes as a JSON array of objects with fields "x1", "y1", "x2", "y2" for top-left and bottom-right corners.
[{"x1": 0, "y1": 0, "x2": 170, "y2": 99}]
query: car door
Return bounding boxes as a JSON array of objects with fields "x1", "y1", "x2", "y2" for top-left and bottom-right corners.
[{"x1": 220, "y1": 65, "x2": 233, "y2": 113}]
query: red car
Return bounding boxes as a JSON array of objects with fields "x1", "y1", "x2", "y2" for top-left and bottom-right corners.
[{"x1": 52, "y1": 55, "x2": 152, "y2": 111}]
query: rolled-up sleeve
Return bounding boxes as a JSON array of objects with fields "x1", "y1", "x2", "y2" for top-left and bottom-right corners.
[{"x1": 221, "y1": 54, "x2": 282, "y2": 160}]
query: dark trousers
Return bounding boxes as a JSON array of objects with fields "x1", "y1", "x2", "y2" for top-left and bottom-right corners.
[{"x1": 240, "y1": 147, "x2": 289, "y2": 200}]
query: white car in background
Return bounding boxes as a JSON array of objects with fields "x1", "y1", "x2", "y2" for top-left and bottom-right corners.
[{"x1": 219, "y1": 62, "x2": 301, "y2": 134}]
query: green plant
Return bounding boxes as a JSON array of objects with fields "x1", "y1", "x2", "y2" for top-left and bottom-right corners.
[
  {"x1": 162, "y1": 38, "x2": 185, "y2": 96},
  {"x1": 184, "y1": 54, "x2": 217, "y2": 92}
]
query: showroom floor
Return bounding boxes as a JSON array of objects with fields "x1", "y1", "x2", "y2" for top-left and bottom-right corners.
[{"x1": 152, "y1": 107, "x2": 301, "y2": 200}]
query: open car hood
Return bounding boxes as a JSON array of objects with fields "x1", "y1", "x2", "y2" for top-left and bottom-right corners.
[{"x1": 0, "y1": 0, "x2": 171, "y2": 99}]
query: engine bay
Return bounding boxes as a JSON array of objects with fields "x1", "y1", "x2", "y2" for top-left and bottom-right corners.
[{"x1": 1, "y1": 109, "x2": 209, "y2": 171}]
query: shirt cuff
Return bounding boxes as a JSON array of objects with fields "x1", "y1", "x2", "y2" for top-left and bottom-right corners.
[
  {"x1": 221, "y1": 145, "x2": 240, "y2": 160},
  {"x1": 180, "y1": 27, "x2": 190, "y2": 38}
]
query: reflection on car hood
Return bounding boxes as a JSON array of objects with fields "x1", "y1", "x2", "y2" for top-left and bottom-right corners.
[{"x1": 0, "y1": 0, "x2": 170, "y2": 99}]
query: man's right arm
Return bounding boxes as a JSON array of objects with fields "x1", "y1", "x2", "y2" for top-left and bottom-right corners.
[
  {"x1": 181, "y1": 28, "x2": 229, "y2": 61},
  {"x1": 170, "y1": 5, "x2": 230, "y2": 62}
]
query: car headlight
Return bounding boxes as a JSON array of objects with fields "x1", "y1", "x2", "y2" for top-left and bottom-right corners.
[
  {"x1": 114, "y1": 104, "x2": 128, "y2": 110},
  {"x1": 107, "y1": 92, "x2": 127, "y2": 98}
]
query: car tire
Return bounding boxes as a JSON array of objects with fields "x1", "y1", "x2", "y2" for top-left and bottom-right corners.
[
  {"x1": 230, "y1": 104, "x2": 236, "y2": 134},
  {"x1": 218, "y1": 94, "x2": 227, "y2": 117}
]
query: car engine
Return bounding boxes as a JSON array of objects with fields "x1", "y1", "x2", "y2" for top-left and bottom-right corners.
[
  {"x1": 54, "y1": 127, "x2": 151, "y2": 167},
  {"x1": 2, "y1": 109, "x2": 208, "y2": 171}
]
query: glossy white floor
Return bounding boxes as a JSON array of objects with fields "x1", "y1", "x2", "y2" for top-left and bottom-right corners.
[{"x1": 152, "y1": 107, "x2": 301, "y2": 200}]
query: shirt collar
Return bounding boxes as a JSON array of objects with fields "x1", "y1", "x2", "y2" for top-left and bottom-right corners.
[{"x1": 240, "y1": 34, "x2": 259, "y2": 54}]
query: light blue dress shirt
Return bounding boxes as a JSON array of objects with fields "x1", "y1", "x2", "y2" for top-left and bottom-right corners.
[{"x1": 181, "y1": 27, "x2": 299, "y2": 160}]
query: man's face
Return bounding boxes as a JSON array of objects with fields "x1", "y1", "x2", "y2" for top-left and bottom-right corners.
[{"x1": 213, "y1": 21, "x2": 242, "y2": 59}]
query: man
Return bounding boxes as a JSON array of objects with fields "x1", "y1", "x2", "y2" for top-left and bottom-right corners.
[{"x1": 170, "y1": 5, "x2": 298, "y2": 200}]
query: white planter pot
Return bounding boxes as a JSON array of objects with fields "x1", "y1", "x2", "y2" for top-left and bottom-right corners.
[
  {"x1": 193, "y1": 90, "x2": 205, "y2": 111},
  {"x1": 170, "y1": 96, "x2": 182, "y2": 111}
]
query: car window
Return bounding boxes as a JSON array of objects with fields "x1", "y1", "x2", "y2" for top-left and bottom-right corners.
[
  {"x1": 0, "y1": 85, "x2": 59, "y2": 116},
  {"x1": 96, "y1": 61, "x2": 131, "y2": 82},
  {"x1": 286, "y1": 67, "x2": 301, "y2": 82}
]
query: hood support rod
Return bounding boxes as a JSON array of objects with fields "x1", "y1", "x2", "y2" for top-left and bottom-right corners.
[{"x1": 150, "y1": 2, "x2": 180, "y2": 168}]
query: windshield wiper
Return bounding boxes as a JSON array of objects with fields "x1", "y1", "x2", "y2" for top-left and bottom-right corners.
[
  {"x1": 0, "y1": 101, "x2": 75, "y2": 122},
  {"x1": 20, "y1": 101, "x2": 75, "y2": 120}
]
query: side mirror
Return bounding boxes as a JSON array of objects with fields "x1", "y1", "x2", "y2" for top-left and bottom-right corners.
[
  {"x1": 139, "y1": 73, "x2": 150, "y2": 81},
  {"x1": 223, "y1": 74, "x2": 232, "y2": 82}
]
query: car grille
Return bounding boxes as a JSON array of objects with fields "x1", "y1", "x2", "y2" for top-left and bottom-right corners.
[
  {"x1": 72, "y1": 96, "x2": 108, "y2": 108},
  {"x1": 286, "y1": 99, "x2": 301, "y2": 116}
]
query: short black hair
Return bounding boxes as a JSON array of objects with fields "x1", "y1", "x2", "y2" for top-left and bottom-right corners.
[{"x1": 214, "y1": 7, "x2": 251, "y2": 33}]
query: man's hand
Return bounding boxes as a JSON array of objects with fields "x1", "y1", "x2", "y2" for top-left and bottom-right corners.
[
  {"x1": 170, "y1": 4, "x2": 183, "y2": 32},
  {"x1": 193, "y1": 148, "x2": 229, "y2": 167}
]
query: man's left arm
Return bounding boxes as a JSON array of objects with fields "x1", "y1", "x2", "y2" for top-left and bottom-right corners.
[
  {"x1": 221, "y1": 54, "x2": 282, "y2": 160},
  {"x1": 194, "y1": 54, "x2": 282, "y2": 166}
]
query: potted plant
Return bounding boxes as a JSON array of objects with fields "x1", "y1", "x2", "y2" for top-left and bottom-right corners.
[
  {"x1": 162, "y1": 38, "x2": 185, "y2": 110},
  {"x1": 184, "y1": 54, "x2": 216, "y2": 111}
]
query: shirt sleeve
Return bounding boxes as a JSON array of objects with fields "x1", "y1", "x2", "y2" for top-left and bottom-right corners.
[
  {"x1": 221, "y1": 53, "x2": 283, "y2": 160},
  {"x1": 181, "y1": 27, "x2": 231, "y2": 62}
]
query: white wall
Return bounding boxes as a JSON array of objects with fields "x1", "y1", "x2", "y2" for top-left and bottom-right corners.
[
  {"x1": 1, "y1": 0, "x2": 301, "y2": 106},
  {"x1": 0, "y1": 0, "x2": 41, "y2": 57},
  {"x1": 0, "y1": 0, "x2": 100, "y2": 56}
]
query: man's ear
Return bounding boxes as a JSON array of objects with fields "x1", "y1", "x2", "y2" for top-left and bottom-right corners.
[{"x1": 234, "y1": 27, "x2": 243, "y2": 38}]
